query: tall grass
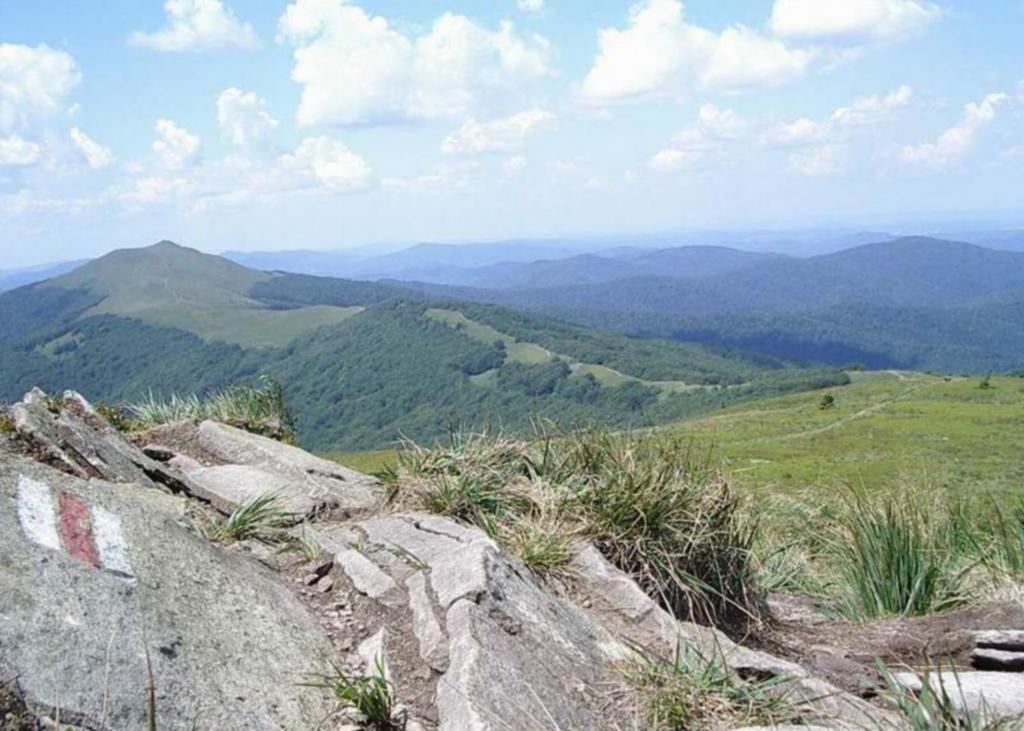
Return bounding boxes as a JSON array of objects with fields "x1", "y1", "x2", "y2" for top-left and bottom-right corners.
[
  {"x1": 833, "y1": 491, "x2": 973, "y2": 618},
  {"x1": 129, "y1": 376, "x2": 295, "y2": 442},
  {"x1": 395, "y1": 427, "x2": 765, "y2": 630}
]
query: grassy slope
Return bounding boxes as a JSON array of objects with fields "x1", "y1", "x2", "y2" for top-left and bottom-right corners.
[
  {"x1": 45, "y1": 242, "x2": 361, "y2": 347},
  {"x1": 333, "y1": 372, "x2": 1024, "y2": 498},
  {"x1": 667, "y1": 371, "x2": 1024, "y2": 497}
]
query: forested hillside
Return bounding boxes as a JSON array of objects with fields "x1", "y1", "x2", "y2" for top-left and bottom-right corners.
[{"x1": 0, "y1": 242, "x2": 846, "y2": 450}]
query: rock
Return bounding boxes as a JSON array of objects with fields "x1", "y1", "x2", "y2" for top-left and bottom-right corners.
[
  {"x1": 358, "y1": 628, "x2": 390, "y2": 679},
  {"x1": 195, "y1": 421, "x2": 381, "y2": 513},
  {"x1": 141, "y1": 444, "x2": 177, "y2": 462},
  {"x1": 306, "y1": 555, "x2": 334, "y2": 578},
  {"x1": 971, "y1": 630, "x2": 1024, "y2": 652},
  {"x1": 172, "y1": 462, "x2": 330, "y2": 520},
  {"x1": 568, "y1": 543, "x2": 900, "y2": 730},
  {"x1": 8, "y1": 389, "x2": 204, "y2": 501},
  {"x1": 892, "y1": 671, "x2": 1024, "y2": 720},
  {"x1": 406, "y1": 571, "x2": 449, "y2": 672},
  {"x1": 0, "y1": 455, "x2": 334, "y2": 730},
  {"x1": 318, "y1": 513, "x2": 633, "y2": 731},
  {"x1": 971, "y1": 648, "x2": 1024, "y2": 672},
  {"x1": 316, "y1": 575, "x2": 335, "y2": 594},
  {"x1": 303, "y1": 573, "x2": 320, "y2": 586},
  {"x1": 332, "y1": 547, "x2": 403, "y2": 606}
]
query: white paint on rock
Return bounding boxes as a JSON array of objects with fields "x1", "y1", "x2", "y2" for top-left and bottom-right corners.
[
  {"x1": 16, "y1": 475, "x2": 60, "y2": 552},
  {"x1": 91, "y1": 504, "x2": 134, "y2": 580}
]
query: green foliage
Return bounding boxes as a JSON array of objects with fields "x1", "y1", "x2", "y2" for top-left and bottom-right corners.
[
  {"x1": 880, "y1": 663, "x2": 1024, "y2": 730},
  {"x1": 979, "y1": 371, "x2": 994, "y2": 389},
  {"x1": 397, "y1": 428, "x2": 764, "y2": 629},
  {"x1": 631, "y1": 644, "x2": 800, "y2": 731},
  {"x1": 818, "y1": 393, "x2": 835, "y2": 410},
  {"x1": 129, "y1": 376, "x2": 295, "y2": 442},
  {"x1": 835, "y1": 492, "x2": 970, "y2": 618},
  {"x1": 204, "y1": 492, "x2": 291, "y2": 543}
]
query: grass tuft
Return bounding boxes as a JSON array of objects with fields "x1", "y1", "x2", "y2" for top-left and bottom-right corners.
[
  {"x1": 129, "y1": 375, "x2": 295, "y2": 442},
  {"x1": 631, "y1": 644, "x2": 801, "y2": 731},
  {"x1": 395, "y1": 427, "x2": 765, "y2": 630},
  {"x1": 204, "y1": 491, "x2": 290, "y2": 543},
  {"x1": 304, "y1": 658, "x2": 405, "y2": 730},
  {"x1": 836, "y1": 491, "x2": 971, "y2": 618}
]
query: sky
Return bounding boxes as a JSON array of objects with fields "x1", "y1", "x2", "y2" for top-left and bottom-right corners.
[{"x1": 0, "y1": 0, "x2": 1022, "y2": 267}]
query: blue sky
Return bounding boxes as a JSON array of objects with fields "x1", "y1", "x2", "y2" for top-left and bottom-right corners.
[{"x1": 0, "y1": 0, "x2": 1022, "y2": 267}]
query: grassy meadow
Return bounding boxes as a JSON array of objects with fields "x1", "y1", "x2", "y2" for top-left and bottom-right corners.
[{"x1": 331, "y1": 370, "x2": 1024, "y2": 501}]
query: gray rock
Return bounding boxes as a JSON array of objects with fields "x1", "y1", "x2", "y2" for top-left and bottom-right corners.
[
  {"x1": 174, "y1": 463, "x2": 330, "y2": 519},
  {"x1": 0, "y1": 455, "x2": 335, "y2": 730},
  {"x1": 406, "y1": 571, "x2": 449, "y2": 672},
  {"x1": 334, "y1": 547, "x2": 403, "y2": 605},
  {"x1": 569, "y1": 544, "x2": 900, "y2": 730},
  {"x1": 893, "y1": 671, "x2": 1024, "y2": 720},
  {"x1": 195, "y1": 420, "x2": 381, "y2": 513},
  {"x1": 323, "y1": 514, "x2": 632, "y2": 730},
  {"x1": 9, "y1": 389, "x2": 204, "y2": 501},
  {"x1": 972, "y1": 648, "x2": 1024, "y2": 671},
  {"x1": 141, "y1": 444, "x2": 177, "y2": 462},
  {"x1": 972, "y1": 630, "x2": 1024, "y2": 652}
]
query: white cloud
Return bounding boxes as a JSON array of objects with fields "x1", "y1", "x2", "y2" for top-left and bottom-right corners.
[
  {"x1": 0, "y1": 135, "x2": 41, "y2": 166},
  {"x1": 503, "y1": 155, "x2": 527, "y2": 175},
  {"x1": 279, "y1": 137, "x2": 374, "y2": 191},
  {"x1": 517, "y1": 0, "x2": 544, "y2": 12},
  {"x1": 441, "y1": 109, "x2": 555, "y2": 155},
  {"x1": 789, "y1": 144, "x2": 844, "y2": 175},
  {"x1": 764, "y1": 84, "x2": 913, "y2": 147},
  {"x1": 649, "y1": 147, "x2": 696, "y2": 172},
  {"x1": 129, "y1": 0, "x2": 259, "y2": 52},
  {"x1": 278, "y1": 0, "x2": 552, "y2": 126},
  {"x1": 771, "y1": 0, "x2": 941, "y2": 43},
  {"x1": 649, "y1": 103, "x2": 746, "y2": 171},
  {"x1": 153, "y1": 118, "x2": 201, "y2": 170},
  {"x1": 901, "y1": 92, "x2": 1009, "y2": 168},
  {"x1": 70, "y1": 127, "x2": 114, "y2": 169},
  {"x1": 580, "y1": 0, "x2": 812, "y2": 105},
  {"x1": 0, "y1": 44, "x2": 80, "y2": 130},
  {"x1": 830, "y1": 84, "x2": 912, "y2": 126},
  {"x1": 217, "y1": 87, "x2": 279, "y2": 149}
]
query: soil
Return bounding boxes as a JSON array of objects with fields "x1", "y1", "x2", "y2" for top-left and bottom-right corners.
[{"x1": 753, "y1": 593, "x2": 1024, "y2": 695}]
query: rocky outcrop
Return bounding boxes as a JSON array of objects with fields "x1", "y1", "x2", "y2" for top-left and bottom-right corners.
[
  {"x1": 0, "y1": 454, "x2": 334, "y2": 729},
  {"x1": 6, "y1": 388, "x2": 1024, "y2": 730},
  {"x1": 892, "y1": 671, "x2": 1024, "y2": 720},
  {"x1": 316, "y1": 514, "x2": 635, "y2": 730}
]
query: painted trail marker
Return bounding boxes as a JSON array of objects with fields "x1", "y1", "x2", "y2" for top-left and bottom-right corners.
[{"x1": 16, "y1": 475, "x2": 135, "y2": 582}]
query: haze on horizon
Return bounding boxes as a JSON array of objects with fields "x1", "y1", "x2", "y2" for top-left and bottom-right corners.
[{"x1": 1, "y1": 0, "x2": 1022, "y2": 268}]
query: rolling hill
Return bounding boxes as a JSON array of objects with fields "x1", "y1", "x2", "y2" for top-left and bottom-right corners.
[
  {"x1": 403, "y1": 237, "x2": 1024, "y2": 373},
  {"x1": 0, "y1": 241, "x2": 845, "y2": 450}
]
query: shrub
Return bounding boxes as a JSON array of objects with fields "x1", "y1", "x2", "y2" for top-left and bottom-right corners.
[{"x1": 818, "y1": 393, "x2": 835, "y2": 410}]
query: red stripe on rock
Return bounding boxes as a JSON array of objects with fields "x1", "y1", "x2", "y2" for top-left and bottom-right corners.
[{"x1": 58, "y1": 492, "x2": 100, "y2": 568}]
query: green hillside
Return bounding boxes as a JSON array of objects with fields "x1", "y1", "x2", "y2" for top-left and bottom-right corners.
[
  {"x1": 668, "y1": 371, "x2": 1024, "y2": 497},
  {"x1": 0, "y1": 241, "x2": 848, "y2": 450}
]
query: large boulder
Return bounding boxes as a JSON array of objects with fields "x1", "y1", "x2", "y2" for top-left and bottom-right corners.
[
  {"x1": 892, "y1": 671, "x2": 1024, "y2": 721},
  {"x1": 0, "y1": 455, "x2": 335, "y2": 729}
]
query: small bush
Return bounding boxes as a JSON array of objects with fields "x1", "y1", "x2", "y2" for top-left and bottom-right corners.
[
  {"x1": 818, "y1": 393, "x2": 835, "y2": 410},
  {"x1": 396, "y1": 427, "x2": 765, "y2": 630}
]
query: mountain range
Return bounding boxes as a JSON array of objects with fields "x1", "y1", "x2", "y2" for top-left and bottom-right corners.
[
  {"x1": 0, "y1": 242, "x2": 841, "y2": 450},
  {"x1": 397, "y1": 237, "x2": 1024, "y2": 372}
]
